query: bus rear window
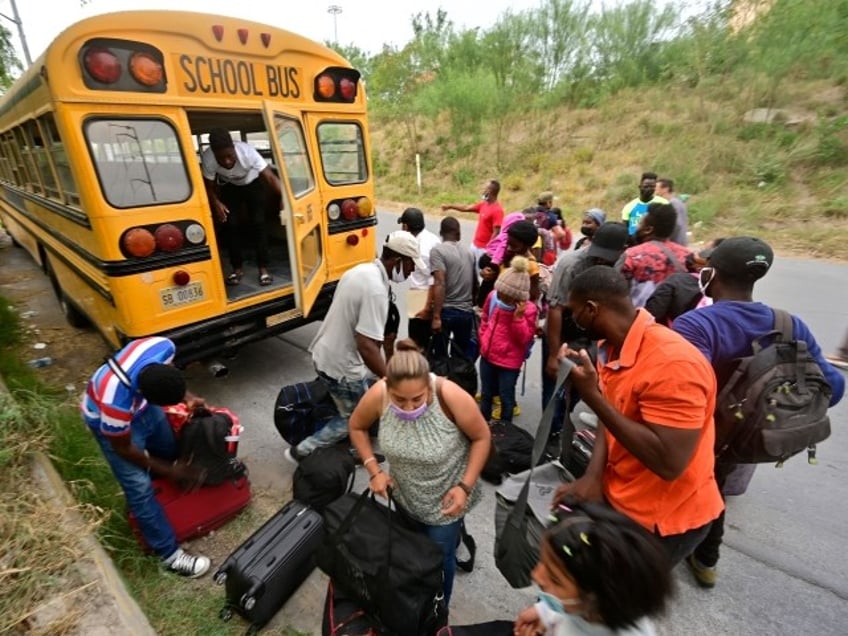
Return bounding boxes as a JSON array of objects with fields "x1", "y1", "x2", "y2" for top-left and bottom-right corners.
[
  {"x1": 317, "y1": 122, "x2": 367, "y2": 186},
  {"x1": 85, "y1": 118, "x2": 190, "y2": 208}
]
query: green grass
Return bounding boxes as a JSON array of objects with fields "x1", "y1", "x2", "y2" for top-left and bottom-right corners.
[{"x1": 0, "y1": 294, "x2": 313, "y2": 635}]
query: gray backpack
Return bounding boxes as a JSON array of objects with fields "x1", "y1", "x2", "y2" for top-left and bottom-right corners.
[{"x1": 714, "y1": 309, "x2": 832, "y2": 465}]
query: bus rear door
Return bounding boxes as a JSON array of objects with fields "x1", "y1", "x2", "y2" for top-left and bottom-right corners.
[{"x1": 263, "y1": 104, "x2": 327, "y2": 317}]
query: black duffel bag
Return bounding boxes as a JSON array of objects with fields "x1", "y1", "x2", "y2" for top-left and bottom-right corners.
[
  {"x1": 274, "y1": 378, "x2": 338, "y2": 447},
  {"x1": 293, "y1": 443, "x2": 355, "y2": 513},
  {"x1": 427, "y1": 335, "x2": 478, "y2": 397},
  {"x1": 317, "y1": 489, "x2": 447, "y2": 636}
]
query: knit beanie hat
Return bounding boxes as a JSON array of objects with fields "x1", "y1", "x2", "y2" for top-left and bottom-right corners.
[
  {"x1": 495, "y1": 255, "x2": 531, "y2": 301},
  {"x1": 137, "y1": 363, "x2": 186, "y2": 406}
]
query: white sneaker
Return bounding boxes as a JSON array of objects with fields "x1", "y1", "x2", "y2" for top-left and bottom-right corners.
[
  {"x1": 165, "y1": 548, "x2": 211, "y2": 578},
  {"x1": 283, "y1": 446, "x2": 305, "y2": 464}
]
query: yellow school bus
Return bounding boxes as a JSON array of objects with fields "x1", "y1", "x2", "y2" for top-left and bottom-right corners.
[{"x1": 0, "y1": 11, "x2": 376, "y2": 365}]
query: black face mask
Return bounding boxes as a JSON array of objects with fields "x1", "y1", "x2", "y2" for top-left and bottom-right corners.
[{"x1": 580, "y1": 226, "x2": 596, "y2": 238}]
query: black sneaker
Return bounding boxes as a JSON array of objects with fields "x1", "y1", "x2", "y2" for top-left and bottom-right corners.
[{"x1": 350, "y1": 448, "x2": 386, "y2": 465}]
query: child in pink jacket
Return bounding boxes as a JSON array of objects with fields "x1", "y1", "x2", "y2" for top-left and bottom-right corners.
[{"x1": 479, "y1": 256, "x2": 538, "y2": 423}]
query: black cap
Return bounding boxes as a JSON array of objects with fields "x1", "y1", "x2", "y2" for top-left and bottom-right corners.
[
  {"x1": 587, "y1": 223, "x2": 628, "y2": 263},
  {"x1": 709, "y1": 236, "x2": 773, "y2": 282},
  {"x1": 398, "y1": 208, "x2": 425, "y2": 233}
]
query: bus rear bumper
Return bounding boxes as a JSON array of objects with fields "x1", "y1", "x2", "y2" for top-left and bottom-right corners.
[{"x1": 134, "y1": 282, "x2": 337, "y2": 367}]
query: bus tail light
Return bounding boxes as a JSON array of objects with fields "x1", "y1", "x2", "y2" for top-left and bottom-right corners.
[
  {"x1": 154, "y1": 224, "x2": 185, "y2": 252},
  {"x1": 314, "y1": 67, "x2": 361, "y2": 103},
  {"x1": 346, "y1": 235, "x2": 359, "y2": 246},
  {"x1": 122, "y1": 227, "x2": 156, "y2": 258},
  {"x1": 80, "y1": 39, "x2": 166, "y2": 92},
  {"x1": 120, "y1": 221, "x2": 205, "y2": 259},
  {"x1": 340, "y1": 199, "x2": 358, "y2": 221},
  {"x1": 84, "y1": 47, "x2": 122, "y2": 84},
  {"x1": 356, "y1": 197, "x2": 373, "y2": 218},
  {"x1": 129, "y1": 52, "x2": 163, "y2": 86},
  {"x1": 173, "y1": 270, "x2": 191, "y2": 286}
]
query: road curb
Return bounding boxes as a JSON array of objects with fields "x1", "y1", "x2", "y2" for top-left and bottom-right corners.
[{"x1": 0, "y1": 375, "x2": 156, "y2": 635}]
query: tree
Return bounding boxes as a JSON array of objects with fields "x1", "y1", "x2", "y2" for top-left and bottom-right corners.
[{"x1": 0, "y1": 26, "x2": 22, "y2": 92}]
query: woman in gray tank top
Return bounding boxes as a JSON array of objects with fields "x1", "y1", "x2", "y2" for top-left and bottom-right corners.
[{"x1": 348, "y1": 339, "x2": 491, "y2": 607}]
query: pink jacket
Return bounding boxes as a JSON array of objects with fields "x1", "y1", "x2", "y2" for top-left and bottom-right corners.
[{"x1": 479, "y1": 291, "x2": 538, "y2": 370}]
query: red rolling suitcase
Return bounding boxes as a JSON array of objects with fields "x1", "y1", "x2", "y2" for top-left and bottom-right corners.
[
  {"x1": 129, "y1": 476, "x2": 252, "y2": 550},
  {"x1": 214, "y1": 499, "x2": 324, "y2": 635}
]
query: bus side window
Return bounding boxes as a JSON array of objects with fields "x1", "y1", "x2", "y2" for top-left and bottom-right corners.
[
  {"x1": 41, "y1": 114, "x2": 81, "y2": 207},
  {"x1": 26, "y1": 119, "x2": 62, "y2": 201}
]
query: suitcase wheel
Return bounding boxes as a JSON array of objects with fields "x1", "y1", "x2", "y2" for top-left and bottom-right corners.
[
  {"x1": 218, "y1": 607, "x2": 233, "y2": 622},
  {"x1": 213, "y1": 570, "x2": 227, "y2": 585},
  {"x1": 245, "y1": 625, "x2": 259, "y2": 636},
  {"x1": 241, "y1": 594, "x2": 256, "y2": 611}
]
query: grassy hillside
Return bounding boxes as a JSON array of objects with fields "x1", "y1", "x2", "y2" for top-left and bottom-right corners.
[{"x1": 369, "y1": 78, "x2": 848, "y2": 260}]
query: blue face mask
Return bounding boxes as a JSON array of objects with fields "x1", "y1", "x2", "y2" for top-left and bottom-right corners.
[
  {"x1": 537, "y1": 589, "x2": 581, "y2": 616},
  {"x1": 493, "y1": 295, "x2": 516, "y2": 311},
  {"x1": 388, "y1": 401, "x2": 428, "y2": 422}
]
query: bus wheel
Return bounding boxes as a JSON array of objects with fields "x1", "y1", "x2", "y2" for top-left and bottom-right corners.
[{"x1": 45, "y1": 257, "x2": 90, "y2": 329}]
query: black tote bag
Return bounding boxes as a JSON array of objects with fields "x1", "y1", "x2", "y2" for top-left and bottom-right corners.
[{"x1": 317, "y1": 489, "x2": 447, "y2": 636}]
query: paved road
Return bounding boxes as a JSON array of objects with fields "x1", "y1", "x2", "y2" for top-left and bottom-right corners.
[{"x1": 4, "y1": 212, "x2": 848, "y2": 634}]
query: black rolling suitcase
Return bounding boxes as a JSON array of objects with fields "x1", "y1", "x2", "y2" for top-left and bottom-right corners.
[{"x1": 214, "y1": 499, "x2": 324, "y2": 635}]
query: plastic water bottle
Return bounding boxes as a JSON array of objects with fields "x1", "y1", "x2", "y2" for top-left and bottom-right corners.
[{"x1": 28, "y1": 357, "x2": 53, "y2": 368}]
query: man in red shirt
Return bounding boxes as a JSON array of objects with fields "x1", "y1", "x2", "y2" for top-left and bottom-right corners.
[
  {"x1": 554, "y1": 265, "x2": 723, "y2": 565},
  {"x1": 441, "y1": 179, "x2": 505, "y2": 268}
]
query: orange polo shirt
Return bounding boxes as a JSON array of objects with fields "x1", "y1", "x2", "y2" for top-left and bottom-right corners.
[{"x1": 597, "y1": 309, "x2": 724, "y2": 536}]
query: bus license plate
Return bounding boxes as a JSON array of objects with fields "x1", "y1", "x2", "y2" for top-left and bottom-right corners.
[{"x1": 160, "y1": 282, "x2": 204, "y2": 309}]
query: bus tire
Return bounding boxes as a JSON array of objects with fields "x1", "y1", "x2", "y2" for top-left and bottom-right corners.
[{"x1": 44, "y1": 256, "x2": 90, "y2": 329}]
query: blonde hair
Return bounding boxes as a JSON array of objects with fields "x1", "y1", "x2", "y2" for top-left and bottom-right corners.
[{"x1": 386, "y1": 339, "x2": 430, "y2": 388}]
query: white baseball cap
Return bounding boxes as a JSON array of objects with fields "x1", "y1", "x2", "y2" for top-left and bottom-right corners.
[{"x1": 385, "y1": 230, "x2": 426, "y2": 270}]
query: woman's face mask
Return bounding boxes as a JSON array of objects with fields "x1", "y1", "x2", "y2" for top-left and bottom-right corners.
[{"x1": 388, "y1": 400, "x2": 429, "y2": 421}]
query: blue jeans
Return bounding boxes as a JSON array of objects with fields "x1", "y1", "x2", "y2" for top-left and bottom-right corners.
[
  {"x1": 422, "y1": 519, "x2": 462, "y2": 607},
  {"x1": 295, "y1": 371, "x2": 373, "y2": 455},
  {"x1": 479, "y1": 357, "x2": 521, "y2": 423},
  {"x1": 90, "y1": 405, "x2": 178, "y2": 559},
  {"x1": 432, "y1": 307, "x2": 475, "y2": 361}
]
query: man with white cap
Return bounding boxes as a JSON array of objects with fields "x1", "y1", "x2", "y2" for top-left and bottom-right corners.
[{"x1": 285, "y1": 231, "x2": 424, "y2": 462}]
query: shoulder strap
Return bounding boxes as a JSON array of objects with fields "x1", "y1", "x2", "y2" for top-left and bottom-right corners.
[
  {"x1": 105, "y1": 355, "x2": 132, "y2": 388},
  {"x1": 773, "y1": 308, "x2": 793, "y2": 341},
  {"x1": 652, "y1": 240, "x2": 687, "y2": 273},
  {"x1": 435, "y1": 376, "x2": 455, "y2": 422}
]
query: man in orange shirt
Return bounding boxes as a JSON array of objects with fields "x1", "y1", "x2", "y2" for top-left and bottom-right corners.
[{"x1": 554, "y1": 265, "x2": 723, "y2": 564}]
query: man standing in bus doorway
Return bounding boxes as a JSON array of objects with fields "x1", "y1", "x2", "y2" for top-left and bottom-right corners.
[
  {"x1": 440, "y1": 179, "x2": 505, "y2": 269},
  {"x1": 202, "y1": 128, "x2": 283, "y2": 287}
]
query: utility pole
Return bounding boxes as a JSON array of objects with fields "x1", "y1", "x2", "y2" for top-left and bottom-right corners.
[
  {"x1": 0, "y1": 0, "x2": 31, "y2": 67},
  {"x1": 327, "y1": 5, "x2": 342, "y2": 44}
]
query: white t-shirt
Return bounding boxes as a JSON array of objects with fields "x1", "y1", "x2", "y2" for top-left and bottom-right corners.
[
  {"x1": 535, "y1": 601, "x2": 657, "y2": 636},
  {"x1": 309, "y1": 260, "x2": 389, "y2": 381},
  {"x1": 201, "y1": 141, "x2": 267, "y2": 186},
  {"x1": 408, "y1": 228, "x2": 441, "y2": 290}
]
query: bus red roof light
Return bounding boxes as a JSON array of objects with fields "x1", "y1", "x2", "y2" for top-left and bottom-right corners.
[
  {"x1": 212, "y1": 25, "x2": 224, "y2": 41},
  {"x1": 260, "y1": 33, "x2": 271, "y2": 48},
  {"x1": 84, "y1": 47, "x2": 121, "y2": 84},
  {"x1": 237, "y1": 28, "x2": 248, "y2": 44},
  {"x1": 129, "y1": 52, "x2": 163, "y2": 86},
  {"x1": 154, "y1": 224, "x2": 185, "y2": 252},
  {"x1": 316, "y1": 75, "x2": 335, "y2": 99},
  {"x1": 339, "y1": 77, "x2": 356, "y2": 101}
]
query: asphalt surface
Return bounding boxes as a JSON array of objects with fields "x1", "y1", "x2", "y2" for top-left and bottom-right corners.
[{"x1": 4, "y1": 212, "x2": 848, "y2": 634}]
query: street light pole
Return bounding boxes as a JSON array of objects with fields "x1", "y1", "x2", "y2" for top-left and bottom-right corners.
[
  {"x1": 327, "y1": 5, "x2": 342, "y2": 45},
  {"x1": 0, "y1": 0, "x2": 31, "y2": 67}
]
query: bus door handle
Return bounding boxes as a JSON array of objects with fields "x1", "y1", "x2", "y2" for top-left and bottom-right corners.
[{"x1": 293, "y1": 213, "x2": 305, "y2": 224}]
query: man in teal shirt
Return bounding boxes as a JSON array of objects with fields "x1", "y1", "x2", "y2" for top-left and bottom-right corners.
[{"x1": 621, "y1": 172, "x2": 668, "y2": 236}]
